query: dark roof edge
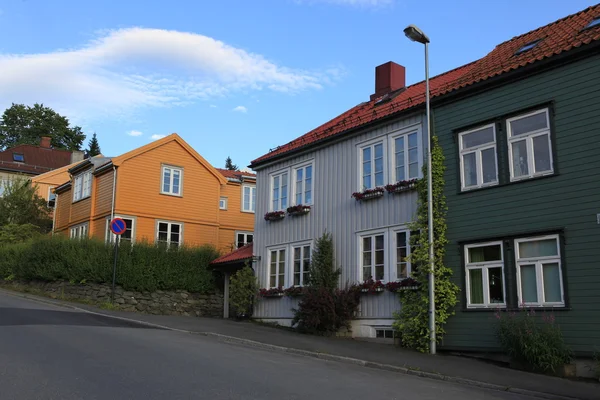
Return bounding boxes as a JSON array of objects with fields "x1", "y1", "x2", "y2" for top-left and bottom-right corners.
[
  {"x1": 55, "y1": 181, "x2": 72, "y2": 193},
  {"x1": 94, "y1": 161, "x2": 114, "y2": 175},
  {"x1": 68, "y1": 159, "x2": 93, "y2": 174},
  {"x1": 250, "y1": 41, "x2": 600, "y2": 169}
]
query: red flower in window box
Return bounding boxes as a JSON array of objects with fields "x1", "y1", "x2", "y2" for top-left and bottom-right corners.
[
  {"x1": 264, "y1": 211, "x2": 285, "y2": 222},
  {"x1": 358, "y1": 277, "x2": 386, "y2": 294},
  {"x1": 259, "y1": 287, "x2": 284, "y2": 297},
  {"x1": 286, "y1": 204, "x2": 311, "y2": 216},
  {"x1": 352, "y1": 187, "x2": 385, "y2": 201},
  {"x1": 385, "y1": 277, "x2": 420, "y2": 292},
  {"x1": 384, "y1": 179, "x2": 419, "y2": 194},
  {"x1": 283, "y1": 286, "x2": 306, "y2": 297}
]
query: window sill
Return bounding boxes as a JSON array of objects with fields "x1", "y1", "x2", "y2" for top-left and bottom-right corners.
[
  {"x1": 159, "y1": 192, "x2": 183, "y2": 198},
  {"x1": 241, "y1": 210, "x2": 255, "y2": 214},
  {"x1": 458, "y1": 172, "x2": 557, "y2": 195},
  {"x1": 72, "y1": 195, "x2": 91, "y2": 204},
  {"x1": 462, "y1": 306, "x2": 571, "y2": 312}
]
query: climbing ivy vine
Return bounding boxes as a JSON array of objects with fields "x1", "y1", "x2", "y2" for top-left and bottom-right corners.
[{"x1": 392, "y1": 135, "x2": 460, "y2": 353}]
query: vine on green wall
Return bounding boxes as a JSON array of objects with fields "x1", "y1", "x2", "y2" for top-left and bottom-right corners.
[{"x1": 392, "y1": 136, "x2": 460, "y2": 353}]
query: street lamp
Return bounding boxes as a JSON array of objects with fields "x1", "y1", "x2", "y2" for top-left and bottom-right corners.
[{"x1": 404, "y1": 24, "x2": 436, "y2": 355}]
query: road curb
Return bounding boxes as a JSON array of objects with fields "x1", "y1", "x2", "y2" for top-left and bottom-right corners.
[{"x1": 0, "y1": 288, "x2": 583, "y2": 400}]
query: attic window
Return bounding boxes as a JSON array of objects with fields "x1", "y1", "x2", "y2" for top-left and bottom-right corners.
[
  {"x1": 584, "y1": 17, "x2": 600, "y2": 30},
  {"x1": 515, "y1": 40, "x2": 541, "y2": 55},
  {"x1": 12, "y1": 153, "x2": 24, "y2": 162}
]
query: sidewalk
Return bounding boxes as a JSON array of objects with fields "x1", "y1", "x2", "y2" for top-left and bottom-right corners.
[{"x1": 5, "y1": 289, "x2": 600, "y2": 400}]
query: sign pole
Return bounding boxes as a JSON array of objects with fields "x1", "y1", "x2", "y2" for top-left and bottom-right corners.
[{"x1": 111, "y1": 235, "x2": 119, "y2": 303}]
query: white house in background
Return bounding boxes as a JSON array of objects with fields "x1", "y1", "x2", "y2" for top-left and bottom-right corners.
[{"x1": 248, "y1": 61, "x2": 443, "y2": 338}]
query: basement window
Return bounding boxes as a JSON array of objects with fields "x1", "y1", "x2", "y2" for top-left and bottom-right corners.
[
  {"x1": 584, "y1": 17, "x2": 600, "y2": 30},
  {"x1": 12, "y1": 153, "x2": 24, "y2": 162},
  {"x1": 515, "y1": 40, "x2": 541, "y2": 55},
  {"x1": 375, "y1": 329, "x2": 395, "y2": 339}
]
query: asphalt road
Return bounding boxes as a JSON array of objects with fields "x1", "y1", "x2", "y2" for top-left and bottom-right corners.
[{"x1": 0, "y1": 292, "x2": 538, "y2": 400}]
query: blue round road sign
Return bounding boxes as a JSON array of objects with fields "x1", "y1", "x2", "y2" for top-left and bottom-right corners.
[{"x1": 110, "y1": 218, "x2": 127, "y2": 236}]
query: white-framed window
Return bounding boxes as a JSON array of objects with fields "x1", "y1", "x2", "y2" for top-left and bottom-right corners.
[
  {"x1": 515, "y1": 235, "x2": 564, "y2": 307},
  {"x1": 507, "y1": 109, "x2": 553, "y2": 181},
  {"x1": 70, "y1": 223, "x2": 89, "y2": 239},
  {"x1": 293, "y1": 163, "x2": 313, "y2": 205},
  {"x1": 459, "y1": 124, "x2": 498, "y2": 190},
  {"x1": 268, "y1": 247, "x2": 286, "y2": 288},
  {"x1": 360, "y1": 231, "x2": 386, "y2": 281},
  {"x1": 392, "y1": 230, "x2": 411, "y2": 280},
  {"x1": 359, "y1": 140, "x2": 385, "y2": 190},
  {"x1": 242, "y1": 185, "x2": 256, "y2": 212},
  {"x1": 161, "y1": 165, "x2": 182, "y2": 196},
  {"x1": 48, "y1": 187, "x2": 56, "y2": 207},
  {"x1": 0, "y1": 179, "x2": 8, "y2": 197},
  {"x1": 270, "y1": 171, "x2": 288, "y2": 211},
  {"x1": 464, "y1": 241, "x2": 506, "y2": 308},
  {"x1": 236, "y1": 232, "x2": 253, "y2": 249},
  {"x1": 156, "y1": 221, "x2": 183, "y2": 248},
  {"x1": 219, "y1": 197, "x2": 228, "y2": 210},
  {"x1": 73, "y1": 171, "x2": 92, "y2": 202},
  {"x1": 292, "y1": 244, "x2": 311, "y2": 286},
  {"x1": 391, "y1": 130, "x2": 421, "y2": 182},
  {"x1": 106, "y1": 217, "x2": 135, "y2": 244}
]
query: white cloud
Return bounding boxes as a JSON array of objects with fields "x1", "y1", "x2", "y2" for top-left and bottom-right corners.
[
  {"x1": 232, "y1": 105, "x2": 247, "y2": 113},
  {"x1": 0, "y1": 27, "x2": 331, "y2": 122},
  {"x1": 296, "y1": 0, "x2": 392, "y2": 7},
  {"x1": 127, "y1": 130, "x2": 143, "y2": 137},
  {"x1": 209, "y1": 104, "x2": 217, "y2": 108},
  {"x1": 151, "y1": 134, "x2": 166, "y2": 141}
]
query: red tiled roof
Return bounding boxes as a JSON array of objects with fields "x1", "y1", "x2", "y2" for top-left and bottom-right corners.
[
  {"x1": 251, "y1": 5, "x2": 600, "y2": 166},
  {"x1": 216, "y1": 168, "x2": 256, "y2": 180},
  {"x1": 0, "y1": 144, "x2": 73, "y2": 175},
  {"x1": 211, "y1": 243, "x2": 254, "y2": 265}
]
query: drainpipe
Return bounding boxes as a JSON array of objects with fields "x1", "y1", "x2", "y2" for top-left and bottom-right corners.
[{"x1": 51, "y1": 192, "x2": 57, "y2": 236}]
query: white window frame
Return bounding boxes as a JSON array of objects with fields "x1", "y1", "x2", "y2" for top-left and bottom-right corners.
[
  {"x1": 235, "y1": 231, "x2": 254, "y2": 249},
  {"x1": 290, "y1": 241, "x2": 312, "y2": 287},
  {"x1": 507, "y1": 108, "x2": 554, "y2": 181},
  {"x1": 291, "y1": 161, "x2": 314, "y2": 206},
  {"x1": 219, "y1": 197, "x2": 228, "y2": 210},
  {"x1": 242, "y1": 184, "x2": 256, "y2": 213},
  {"x1": 358, "y1": 229, "x2": 388, "y2": 282},
  {"x1": 389, "y1": 128, "x2": 423, "y2": 183},
  {"x1": 48, "y1": 186, "x2": 56, "y2": 207},
  {"x1": 105, "y1": 216, "x2": 136, "y2": 244},
  {"x1": 390, "y1": 228, "x2": 412, "y2": 281},
  {"x1": 464, "y1": 241, "x2": 506, "y2": 308},
  {"x1": 267, "y1": 246, "x2": 287, "y2": 289},
  {"x1": 161, "y1": 165, "x2": 183, "y2": 196},
  {"x1": 458, "y1": 124, "x2": 499, "y2": 191},
  {"x1": 515, "y1": 235, "x2": 564, "y2": 307},
  {"x1": 70, "y1": 222, "x2": 89, "y2": 239},
  {"x1": 72, "y1": 170, "x2": 92, "y2": 202},
  {"x1": 155, "y1": 220, "x2": 183, "y2": 248},
  {"x1": 357, "y1": 138, "x2": 387, "y2": 191},
  {"x1": 269, "y1": 169, "x2": 290, "y2": 211}
]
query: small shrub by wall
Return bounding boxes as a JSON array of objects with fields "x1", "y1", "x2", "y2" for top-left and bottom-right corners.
[{"x1": 0, "y1": 235, "x2": 221, "y2": 293}]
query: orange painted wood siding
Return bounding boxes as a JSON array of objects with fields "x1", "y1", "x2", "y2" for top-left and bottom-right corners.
[
  {"x1": 31, "y1": 170, "x2": 71, "y2": 201},
  {"x1": 55, "y1": 188, "x2": 72, "y2": 231},
  {"x1": 94, "y1": 170, "x2": 114, "y2": 216},
  {"x1": 71, "y1": 197, "x2": 92, "y2": 225}
]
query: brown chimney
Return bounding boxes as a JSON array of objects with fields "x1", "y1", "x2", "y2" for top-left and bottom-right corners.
[
  {"x1": 40, "y1": 136, "x2": 52, "y2": 148},
  {"x1": 370, "y1": 62, "x2": 406, "y2": 101}
]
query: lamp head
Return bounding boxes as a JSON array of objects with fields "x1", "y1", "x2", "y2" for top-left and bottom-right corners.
[{"x1": 404, "y1": 25, "x2": 430, "y2": 44}]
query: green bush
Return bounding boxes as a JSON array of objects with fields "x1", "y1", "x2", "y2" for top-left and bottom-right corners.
[
  {"x1": 0, "y1": 224, "x2": 42, "y2": 244},
  {"x1": 229, "y1": 265, "x2": 258, "y2": 316},
  {"x1": 495, "y1": 309, "x2": 572, "y2": 373},
  {"x1": 0, "y1": 235, "x2": 220, "y2": 293}
]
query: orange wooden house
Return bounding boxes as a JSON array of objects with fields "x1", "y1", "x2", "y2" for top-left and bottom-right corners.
[{"x1": 51, "y1": 134, "x2": 255, "y2": 252}]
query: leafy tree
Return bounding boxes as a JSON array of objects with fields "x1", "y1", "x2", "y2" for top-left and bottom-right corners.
[
  {"x1": 0, "y1": 103, "x2": 85, "y2": 151},
  {"x1": 87, "y1": 132, "x2": 101, "y2": 157},
  {"x1": 229, "y1": 264, "x2": 258, "y2": 317},
  {"x1": 0, "y1": 178, "x2": 52, "y2": 233},
  {"x1": 224, "y1": 156, "x2": 238, "y2": 171},
  {"x1": 0, "y1": 224, "x2": 41, "y2": 244},
  {"x1": 392, "y1": 136, "x2": 459, "y2": 353}
]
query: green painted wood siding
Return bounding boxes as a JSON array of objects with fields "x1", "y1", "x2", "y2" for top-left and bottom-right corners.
[{"x1": 434, "y1": 54, "x2": 600, "y2": 354}]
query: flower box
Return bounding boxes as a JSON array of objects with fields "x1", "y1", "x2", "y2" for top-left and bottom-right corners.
[
  {"x1": 385, "y1": 179, "x2": 419, "y2": 194},
  {"x1": 284, "y1": 286, "x2": 306, "y2": 297},
  {"x1": 259, "y1": 287, "x2": 284, "y2": 298},
  {"x1": 352, "y1": 187, "x2": 385, "y2": 202},
  {"x1": 385, "y1": 278, "x2": 420, "y2": 293},
  {"x1": 358, "y1": 278, "x2": 386, "y2": 294},
  {"x1": 264, "y1": 211, "x2": 285, "y2": 222},
  {"x1": 287, "y1": 204, "x2": 311, "y2": 217}
]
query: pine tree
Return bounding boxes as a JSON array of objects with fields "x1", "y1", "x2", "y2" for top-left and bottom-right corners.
[
  {"x1": 87, "y1": 133, "x2": 101, "y2": 157},
  {"x1": 225, "y1": 156, "x2": 238, "y2": 171}
]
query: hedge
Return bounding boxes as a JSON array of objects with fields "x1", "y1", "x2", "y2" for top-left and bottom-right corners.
[{"x1": 0, "y1": 235, "x2": 221, "y2": 293}]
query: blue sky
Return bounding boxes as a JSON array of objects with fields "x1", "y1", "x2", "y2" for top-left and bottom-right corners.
[{"x1": 0, "y1": 0, "x2": 595, "y2": 169}]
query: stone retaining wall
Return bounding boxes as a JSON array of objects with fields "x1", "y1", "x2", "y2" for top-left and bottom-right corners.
[{"x1": 4, "y1": 281, "x2": 223, "y2": 317}]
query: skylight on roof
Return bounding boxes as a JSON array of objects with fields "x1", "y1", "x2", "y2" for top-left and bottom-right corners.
[
  {"x1": 515, "y1": 40, "x2": 541, "y2": 55},
  {"x1": 12, "y1": 153, "x2": 24, "y2": 162},
  {"x1": 584, "y1": 17, "x2": 600, "y2": 29}
]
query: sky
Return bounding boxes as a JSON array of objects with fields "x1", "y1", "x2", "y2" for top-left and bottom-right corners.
[{"x1": 0, "y1": 0, "x2": 595, "y2": 170}]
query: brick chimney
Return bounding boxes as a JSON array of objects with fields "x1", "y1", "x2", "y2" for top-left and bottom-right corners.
[
  {"x1": 40, "y1": 136, "x2": 52, "y2": 148},
  {"x1": 370, "y1": 61, "x2": 406, "y2": 101}
]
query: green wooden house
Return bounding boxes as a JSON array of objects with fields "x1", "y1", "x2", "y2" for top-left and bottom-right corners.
[{"x1": 431, "y1": 6, "x2": 600, "y2": 355}]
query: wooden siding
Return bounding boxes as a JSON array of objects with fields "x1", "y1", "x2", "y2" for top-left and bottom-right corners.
[
  {"x1": 70, "y1": 196, "x2": 92, "y2": 225},
  {"x1": 435, "y1": 54, "x2": 600, "y2": 354},
  {"x1": 218, "y1": 181, "x2": 255, "y2": 251},
  {"x1": 94, "y1": 170, "x2": 114, "y2": 216},
  {"x1": 252, "y1": 114, "x2": 425, "y2": 322},
  {"x1": 55, "y1": 189, "x2": 71, "y2": 231}
]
